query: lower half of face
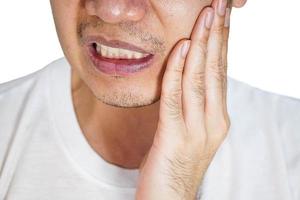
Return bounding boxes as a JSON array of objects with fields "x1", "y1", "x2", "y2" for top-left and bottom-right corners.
[{"x1": 50, "y1": 0, "x2": 210, "y2": 108}]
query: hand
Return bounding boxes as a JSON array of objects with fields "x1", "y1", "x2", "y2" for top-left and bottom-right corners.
[{"x1": 136, "y1": 0, "x2": 231, "y2": 199}]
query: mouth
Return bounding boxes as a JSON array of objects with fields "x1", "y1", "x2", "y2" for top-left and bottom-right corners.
[{"x1": 83, "y1": 35, "x2": 155, "y2": 76}]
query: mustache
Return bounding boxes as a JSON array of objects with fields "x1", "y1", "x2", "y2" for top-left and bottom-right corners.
[{"x1": 77, "y1": 19, "x2": 167, "y2": 55}]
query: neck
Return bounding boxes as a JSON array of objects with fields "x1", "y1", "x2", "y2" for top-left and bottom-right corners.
[{"x1": 71, "y1": 69, "x2": 160, "y2": 169}]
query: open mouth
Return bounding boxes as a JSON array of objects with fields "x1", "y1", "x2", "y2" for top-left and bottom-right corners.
[
  {"x1": 84, "y1": 38, "x2": 155, "y2": 76},
  {"x1": 92, "y1": 42, "x2": 151, "y2": 59}
]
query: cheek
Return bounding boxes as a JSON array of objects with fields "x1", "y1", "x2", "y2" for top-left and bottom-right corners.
[
  {"x1": 157, "y1": 0, "x2": 211, "y2": 39},
  {"x1": 51, "y1": 0, "x2": 89, "y2": 79},
  {"x1": 51, "y1": 0, "x2": 82, "y2": 58}
]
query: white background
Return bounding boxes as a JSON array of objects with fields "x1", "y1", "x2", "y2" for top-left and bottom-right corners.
[{"x1": 0, "y1": 0, "x2": 299, "y2": 98}]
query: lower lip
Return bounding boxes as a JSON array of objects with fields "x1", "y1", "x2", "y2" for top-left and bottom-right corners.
[{"x1": 85, "y1": 43, "x2": 154, "y2": 76}]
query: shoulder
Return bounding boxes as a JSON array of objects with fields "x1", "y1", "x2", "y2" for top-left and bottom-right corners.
[
  {"x1": 0, "y1": 58, "x2": 63, "y2": 123},
  {"x1": 228, "y1": 76, "x2": 300, "y2": 149},
  {"x1": 0, "y1": 57, "x2": 68, "y2": 125},
  {"x1": 227, "y1": 77, "x2": 300, "y2": 147},
  {"x1": 227, "y1": 76, "x2": 300, "y2": 153},
  {"x1": 0, "y1": 57, "x2": 67, "y2": 96},
  {"x1": 198, "y1": 78, "x2": 300, "y2": 199},
  {"x1": 0, "y1": 57, "x2": 68, "y2": 109},
  {"x1": 227, "y1": 77, "x2": 300, "y2": 131},
  {"x1": 0, "y1": 57, "x2": 67, "y2": 170},
  {"x1": 227, "y1": 77, "x2": 300, "y2": 197}
]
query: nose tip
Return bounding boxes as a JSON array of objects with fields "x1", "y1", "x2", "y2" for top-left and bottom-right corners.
[{"x1": 85, "y1": 0, "x2": 146, "y2": 24}]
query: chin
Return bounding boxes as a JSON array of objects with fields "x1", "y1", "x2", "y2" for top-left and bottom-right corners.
[{"x1": 91, "y1": 86, "x2": 161, "y2": 108}]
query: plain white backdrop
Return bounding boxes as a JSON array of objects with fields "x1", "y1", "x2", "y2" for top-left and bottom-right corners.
[{"x1": 0, "y1": 0, "x2": 299, "y2": 98}]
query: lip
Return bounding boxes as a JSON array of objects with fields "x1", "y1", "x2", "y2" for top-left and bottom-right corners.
[
  {"x1": 83, "y1": 35, "x2": 151, "y2": 54},
  {"x1": 82, "y1": 35, "x2": 155, "y2": 76}
]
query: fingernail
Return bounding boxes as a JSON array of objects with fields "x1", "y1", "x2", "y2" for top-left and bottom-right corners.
[
  {"x1": 218, "y1": 0, "x2": 227, "y2": 16},
  {"x1": 224, "y1": 8, "x2": 231, "y2": 27},
  {"x1": 181, "y1": 40, "x2": 190, "y2": 58},
  {"x1": 205, "y1": 10, "x2": 214, "y2": 29}
]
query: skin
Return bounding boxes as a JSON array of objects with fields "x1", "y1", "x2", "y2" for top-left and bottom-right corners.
[{"x1": 50, "y1": 0, "x2": 246, "y2": 198}]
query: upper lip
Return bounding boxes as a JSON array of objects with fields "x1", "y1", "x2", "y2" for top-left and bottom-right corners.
[{"x1": 83, "y1": 35, "x2": 152, "y2": 55}]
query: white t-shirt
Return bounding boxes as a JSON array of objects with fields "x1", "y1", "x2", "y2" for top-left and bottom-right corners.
[{"x1": 0, "y1": 57, "x2": 299, "y2": 200}]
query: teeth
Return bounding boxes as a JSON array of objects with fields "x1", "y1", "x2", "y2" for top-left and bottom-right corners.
[
  {"x1": 95, "y1": 43, "x2": 149, "y2": 59},
  {"x1": 100, "y1": 46, "x2": 107, "y2": 57},
  {"x1": 133, "y1": 52, "x2": 144, "y2": 59}
]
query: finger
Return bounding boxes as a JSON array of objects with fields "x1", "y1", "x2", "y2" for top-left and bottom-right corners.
[
  {"x1": 222, "y1": 8, "x2": 231, "y2": 68},
  {"x1": 182, "y1": 7, "x2": 214, "y2": 133},
  {"x1": 205, "y1": 0, "x2": 228, "y2": 131},
  {"x1": 160, "y1": 40, "x2": 191, "y2": 126},
  {"x1": 222, "y1": 8, "x2": 231, "y2": 122}
]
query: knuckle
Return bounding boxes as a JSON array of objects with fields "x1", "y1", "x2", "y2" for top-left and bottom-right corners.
[
  {"x1": 208, "y1": 118, "x2": 231, "y2": 142},
  {"x1": 162, "y1": 77, "x2": 182, "y2": 95},
  {"x1": 161, "y1": 89, "x2": 182, "y2": 119},
  {"x1": 168, "y1": 60, "x2": 184, "y2": 74},
  {"x1": 173, "y1": 64, "x2": 184, "y2": 74},
  {"x1": 219, "y1": 118, "x2": 230, "y2": 134},
  {"x1": 212, "y1": 24, "x2": 224, "y2": 34},
  {"x1": 189, "y1": 72, "x2": 206, "y2": 100},
  {"x1": 215, "y1": 70, "x2": 226, "y2": 84},
  {"x1": 215, "y1": 118, "x2": 231, "y2": 139},
  {"x1": 195, "y1": 41, "x2": 208, "y2": 56},
  {"x1": 208, "y1": 57, "x2": 222, "y2": 71},
  {"x1": 169, "y1": 76, "x2": 182, "y2": 88},
  {"x1": 208, "y1": 61, "x2": 226, "y2": 83}
]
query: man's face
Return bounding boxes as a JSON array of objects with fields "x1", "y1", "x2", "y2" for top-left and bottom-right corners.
[{"x1": 50, "y1": 0, "x2": 212, "y2": 108}]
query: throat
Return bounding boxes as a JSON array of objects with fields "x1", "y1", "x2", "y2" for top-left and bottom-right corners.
[
  {"x1": 71, "y1": 74, "x2": 159, "y2": 169},
  {"x1": 81, "y1": 120, "x2": 156, "y2": 169}
]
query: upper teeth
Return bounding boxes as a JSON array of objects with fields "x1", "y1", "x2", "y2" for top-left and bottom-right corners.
[{"x1": 95, "y1": 43, "x2": 149, "y2": 59}]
